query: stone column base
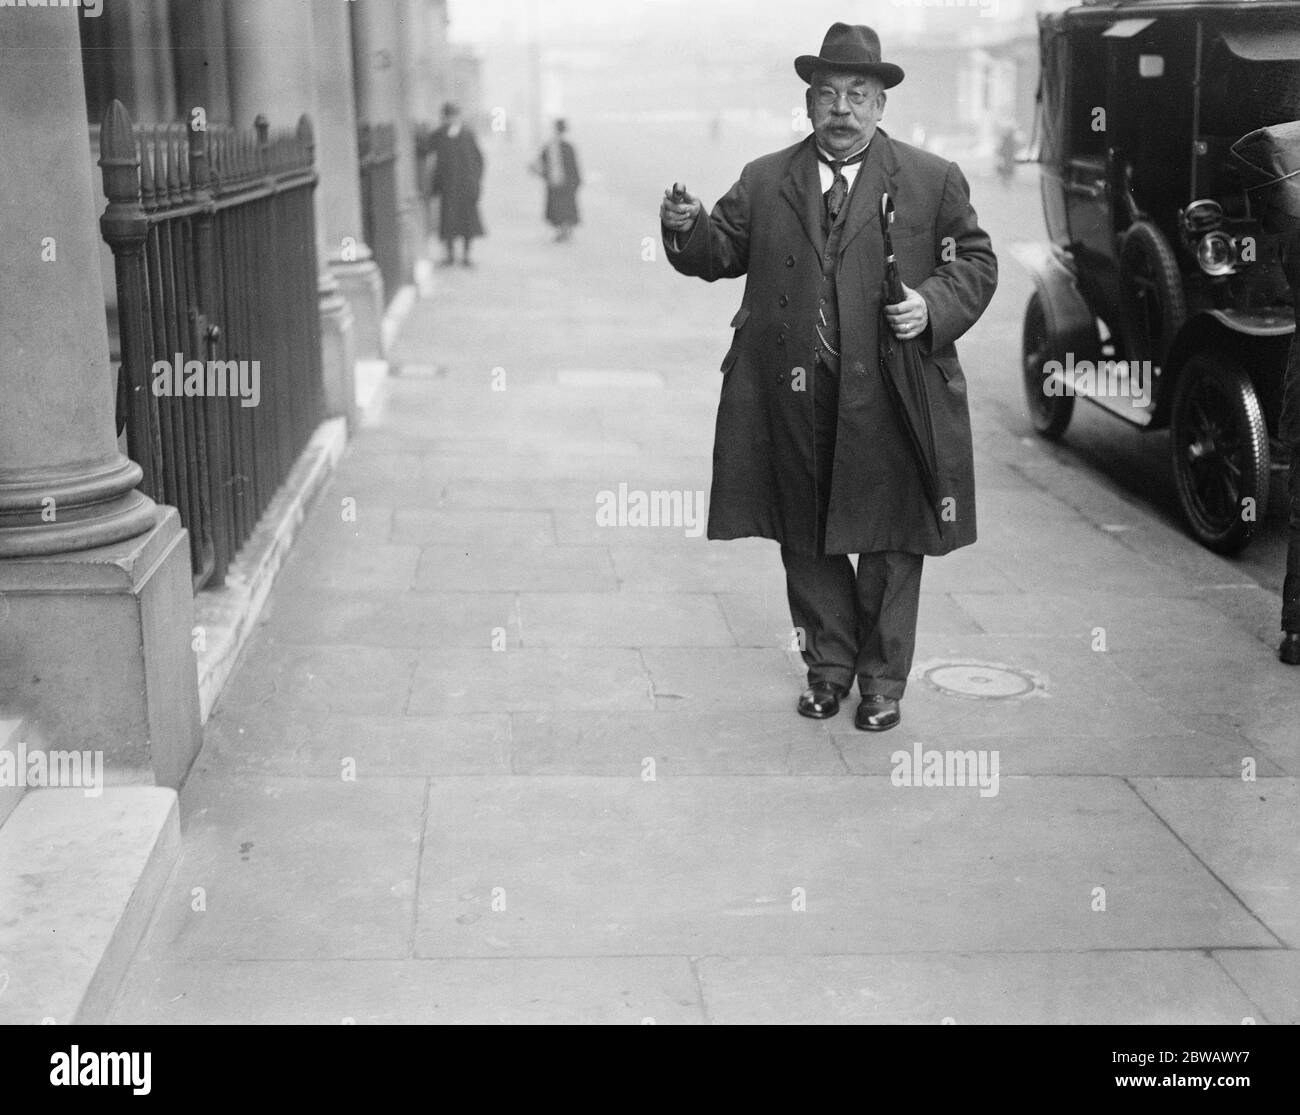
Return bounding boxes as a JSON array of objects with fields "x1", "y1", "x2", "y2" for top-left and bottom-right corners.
[
  {"x1": 331, "y1": 255, "x2": 385, "y2": 361},
  {"x1": 319, "y1": 273, "x2": 358, "y2": 432},
  {"x1": 0, "y1": 506, "x2": 201, "y2": 789}
]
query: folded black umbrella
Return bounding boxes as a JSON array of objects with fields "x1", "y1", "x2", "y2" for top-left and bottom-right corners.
[
  {"x1": 1230, "y1": 121, "x2": 1300, "y2": 233},
  {"x1": 879, "y1": 192, "x2": 945, "y2": 536}
]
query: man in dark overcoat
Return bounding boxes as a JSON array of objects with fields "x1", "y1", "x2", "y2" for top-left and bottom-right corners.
[
  {"x1": 428, "y1": 101, "x2": 485, "y2": 267},
  {"x1": 661, "y1": 23, "x2": 997, "y2": 730}
]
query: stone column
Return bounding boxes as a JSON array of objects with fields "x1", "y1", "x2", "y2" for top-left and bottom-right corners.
[
  {"x1": 224, "y1": 0, "x2": 356, "y2": 429},
  {"x1": 82, "y1": 0, "x2": 178, "y2": 122},
  {"x1": 169, "y1": 0, "x2": 232, "y2": 124},
  {"x1": 0, "y1": 4, "x2": 201, "y2": 789},
  {"x1": 313, "y1": 0, "x2": 384, "y2": 363},
  {"x1": 351, "y1": 0, "x2": 422, "y2": 283}
]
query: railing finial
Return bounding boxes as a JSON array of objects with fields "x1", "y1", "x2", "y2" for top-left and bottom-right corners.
[{"x1": 99, "y1": 99, "x2": 140, "y2": 204}]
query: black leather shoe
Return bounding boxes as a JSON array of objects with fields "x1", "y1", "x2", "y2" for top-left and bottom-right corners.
[
  {"x1": 797, "y1": 682, "x2": 847, "y2": 719},
  {"x1": 1281, "y1": 632, "x2": 1300, "y2": 666},
  {"x1": 855, "y1": 694, "x2": 901, "y2": 732}
]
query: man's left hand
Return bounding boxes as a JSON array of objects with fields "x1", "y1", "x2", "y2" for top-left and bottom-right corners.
[{"x1": 885, "y1": 283, "x2": 929, "y2": 340}]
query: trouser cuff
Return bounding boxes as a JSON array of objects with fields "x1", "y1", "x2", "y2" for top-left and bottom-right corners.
[{"x1": 858, "y1": 677, "x2": 907, "y2": 700}]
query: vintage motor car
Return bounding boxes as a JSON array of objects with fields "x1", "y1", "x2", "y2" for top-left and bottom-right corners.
[{"x1": 1021, "y1": 0, "x2": 1300, "y2": 553}]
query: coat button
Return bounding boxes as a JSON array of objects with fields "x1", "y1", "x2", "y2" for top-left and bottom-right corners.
[
  {"x1": 779, "y1": 295, "x2": 788, "y2": 307},
  {"x1": 776, "y1": 332, "x2": 785, "y2": 345},
  {"x1": 785, "y1": 255, "x2": 795, "y2": 267}
]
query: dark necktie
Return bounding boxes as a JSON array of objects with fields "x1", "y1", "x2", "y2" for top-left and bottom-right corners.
[{"x1": 819, "y1": 146, "x2": 869, "y2": 222}]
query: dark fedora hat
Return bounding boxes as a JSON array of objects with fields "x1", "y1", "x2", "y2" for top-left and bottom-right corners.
[{"x1": 795, "y1": 23, "x2": 904, "y2": 88}]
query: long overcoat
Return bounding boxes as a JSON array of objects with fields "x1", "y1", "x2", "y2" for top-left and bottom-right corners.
[
  {"x1": 429, "y1": 126, "x2": 485, "y2": 240},
  {"x1": 665, "y1": 129, "x2": 997, "y2": 556},
  {"x1": 541, "y1": 139, "x2": 582, "y2": 227}
]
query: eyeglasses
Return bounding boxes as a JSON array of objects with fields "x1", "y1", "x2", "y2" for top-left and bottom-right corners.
[{"x1": 814, "y1": 88, "x2": 875, "y2": 107}]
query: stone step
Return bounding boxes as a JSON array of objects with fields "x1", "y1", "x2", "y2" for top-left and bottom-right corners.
[
  {"x1": 0, "y1": 786, "x2": 179, "y2": 1024},
  {"x1": 0, "y1": 717, "x2": 25, "y2": 829}
]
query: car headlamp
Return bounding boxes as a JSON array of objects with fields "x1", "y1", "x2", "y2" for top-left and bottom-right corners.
[{"x1": 1196, "y1": 230, "x2": 1237, "y2": 276}]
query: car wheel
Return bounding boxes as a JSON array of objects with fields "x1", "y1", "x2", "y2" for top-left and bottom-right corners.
[
  {"x1": 1119, "y1": 220, "x2": 1187, "y2": 362},
  {"x1": 1022, "y1": 291, "x2": 1074, "y2": 438},
  {"x1": 1169, "y1": 353, "x2": 1270, "y2": 554}
]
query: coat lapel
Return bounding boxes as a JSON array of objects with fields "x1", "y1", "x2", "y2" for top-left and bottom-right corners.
[
  {"x1": 778, "y1": 136, "x2": 825, "y2": 256},
  {"x1": 838, "y1": 128, "x2": 899, "y2": 259}
]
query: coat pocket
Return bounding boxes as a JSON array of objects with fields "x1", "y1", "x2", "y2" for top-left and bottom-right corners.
[
  {"x1": 929, "y1": 351, "x2": 959, "y2": 385},
  {"x1": 721, "y1": 306, "x2": 750, "y2": 373}
]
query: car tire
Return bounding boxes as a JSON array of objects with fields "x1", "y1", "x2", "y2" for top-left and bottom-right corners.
[
  {"x1": 1169, "y1": 353, "x2": 1270, "y2": 555},
  {"x1": 1119, "y1": 220, "x2": 1187, "y2": 362},
  {"x1": 1022, "y1": 290, "x2": 1075, "y2": 438}
]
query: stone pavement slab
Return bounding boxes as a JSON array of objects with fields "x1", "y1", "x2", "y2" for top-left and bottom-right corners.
[
  {"x1": 273, "y1": 540, "x2": 421, "y2": 593},
  {"x1": 138, "y1": 774, "x2": 426, "y2": 962},
  {"x1": 414, "y1": 545, "x2": 617, "y2": 592},
  {"x1": 215, "y1": 643, "x2": 419, "y2": 717},
  {"x1": 412, "y1": 776, "x2": 1272, "y2": 958},
  {"x1": 1132, "y1": 777, "x2": 1298, "y2": 947},
  {"x1": 510, "y1": 710, "x2": 844, "y2": 776},
  {"x1": 610, "y1": 542, "x2": 785, "y2": 592},
  {"x1": 259, "y1": 589, "x2": 522, "y2": 648},
  {"x1": 391, "y1": 509, "x2": 557, "y2": 548},
  {"x1": 201, "y1": 711, "x2": 511, "y2": 777},
  {"x1": 832, "y1": 730, "x2": 1284, "y2": 779},
  {"x1": 108, "y1": 957, "x2": 704, "y2": 1025},
  {"x1": 517, "y1": 591, "x2": 735, "y2": 647},
  {"x1": 409, "y1": 648, "x2": 654, "y2": 714},
  {"x1": 695, "y1": 952, "x2": 1263, "y2": 1025},
  {"x1": 640, "y1": 647, "x2": 805, "y2": 709},
  {"x1": 901, "y1": 633, "x2": 1186, "y2": 740},
  {"x1": 1212, "y1": 950, "x2": 1300, "y2": 1024}
]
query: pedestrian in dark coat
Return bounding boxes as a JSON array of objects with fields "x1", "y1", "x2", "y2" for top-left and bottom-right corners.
[
  {"x1": 534, "y1": 118, "x2": 582, "y2": 241},
  {"x1": 661, "y1": 23, "x2": 997, "y2": 731},
  {"x1": 428, "y1": 102, "x2": 485, "y2": 266}
]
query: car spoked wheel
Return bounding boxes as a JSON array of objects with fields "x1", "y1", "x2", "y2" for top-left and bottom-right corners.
[
  {"x1": 1021, "y1": 291, "x2": 1074, "y2": 438},
  {"x1": 1170, "y1": 354, "x2": 1270, "y2": 554},
  {"x1": 1119, "y1": 220, "x2": 1187, "y2": 362}
]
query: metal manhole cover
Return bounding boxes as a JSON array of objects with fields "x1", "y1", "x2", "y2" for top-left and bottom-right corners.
[{"x1": 922, "y1": 662, "x2": 1040, "y2": 700}]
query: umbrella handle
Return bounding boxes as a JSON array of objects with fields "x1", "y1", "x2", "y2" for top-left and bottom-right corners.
[{"x1": 883, "y1": 259, "x2": 905, "y2": 305}]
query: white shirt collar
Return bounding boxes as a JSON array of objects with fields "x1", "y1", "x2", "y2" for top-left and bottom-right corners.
[{"x1": 815, "y1": 137, "x2": 870, "y2": 194}]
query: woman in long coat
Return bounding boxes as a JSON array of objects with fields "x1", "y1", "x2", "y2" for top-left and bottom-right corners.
[{"x1": 535, "y1": 118, "x2": 581, "y2": 241}]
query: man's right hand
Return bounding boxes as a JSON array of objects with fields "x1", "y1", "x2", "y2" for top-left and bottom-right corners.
[{"x1": 661, "y1": 185, "x2": 702, "y2": 232}]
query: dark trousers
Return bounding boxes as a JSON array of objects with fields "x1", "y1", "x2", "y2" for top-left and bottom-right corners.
[{"x1": 781, "y1": 357, "x2": 924, "y2": 699}]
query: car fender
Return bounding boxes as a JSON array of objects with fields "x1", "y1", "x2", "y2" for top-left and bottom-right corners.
[
  {"x1": 1157, "y1": 309, "x2": 1296, "y2": 428},
  {"x1": 1016, "y1": 242, "x2": 1100, "y2": 361}
]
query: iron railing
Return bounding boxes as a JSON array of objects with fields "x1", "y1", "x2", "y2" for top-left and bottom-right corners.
[
  {"x1": 357, "y1": 121, "x2": 402, "y2": 298},
  {"x1": 99, "y1": 101, "x2": 325, "y2": 590}
]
